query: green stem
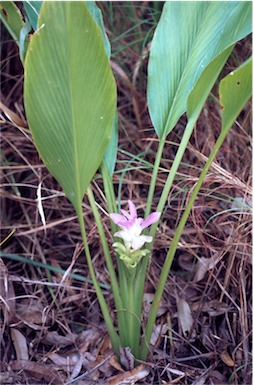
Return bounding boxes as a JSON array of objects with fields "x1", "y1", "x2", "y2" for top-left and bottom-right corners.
[
  {"x1": 145, "y1": 138, "x2": 166, "y2": 218},
  {"x1": 134, "y1": 138, "x2": 166, "y2": 320},
  {"x1": 76, "y1": 203, "x2": 120, "y2": 358},
  {"x1": 139, "y1": 47, "x2": 236, "y2": 360},
  {"x1": 125, "y1": 266, "x2": 140, "y2": 359},
  {"x1": 87, "y1": 186, "x2": 128, "y2": 346},
  {"x1": 101, "y1": 162, "x2": 129, "y2": 345},
  {"x1": 125, "y1": 263, "x2": 142, "y2": 358},
  {"x1": 129, "y1": 138, "x2": 165, "y2": 354},
  {"x1": 101, "y1": 161, "x2": 117, "y2": 234},
  {"x1": 140, "y1": 128, "x2": 228, "y2": 360},
  {"x1": 149, "y1": 116, "x2": 197, "y2": 245},
  {"x1": 134, "y1": 117, "x2": 200, "y2": 358},
  {"x1": 127, "y1": 268, "x2": 135, "y2": 351},
  {"x1": 134, "y1": 118, "x2": 204, "y2": 359}
]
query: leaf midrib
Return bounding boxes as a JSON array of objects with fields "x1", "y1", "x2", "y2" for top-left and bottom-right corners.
[{"x1": 66, "y1": 3, "x2": 82, "y2": 209}]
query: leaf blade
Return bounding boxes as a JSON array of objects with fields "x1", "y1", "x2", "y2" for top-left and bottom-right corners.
[
  {"x1": 148, "y1": 1, "x2": 252, "y2": 139},
  {"x1": 0, "y1": 1, "x2": 24, "y2": 44},
  {"x1": 85, "y1": 1, "x2": 118, "y2": 175},
  {"x1": 220, "y1": 56, "x2": 252, "y2": 133},
  {"x1": 24, "y1": 2, "x2": 116, "y2": 208}
]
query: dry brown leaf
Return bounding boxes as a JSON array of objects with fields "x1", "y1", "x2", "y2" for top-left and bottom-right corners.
[
  {"x1": 87, "y1": 353, "x2": 117, "y2": 379},
  {"x1": 0, "y1": 101, "x2": 27, "y2": 127},
  {"x1": 43, "y1": 330, "x2": 76, "y2": 347},
  {"x1": 98, "y1": 334, "x2": 114, "y2": 355},
  {"x1": 76, "y1": 326, "x2": 103, "y2": 352},
  {"x1": 191, "y1": 377, "x2": 207, "y2": 385},
  {"x1": 208, "y1": 370, "x2": 227, "y2": 383},
  {"x1": 48, "y1": 350, "x2": 97, "y2": 376},
  {"x1": 93, "y1": 337, "x2": 120, "y2": 377},
  {"x1": 178, "y1": 252, "x2": 195, "y2": 272},
  {"x1": 16, "y1": 298, "x2": 51, "y2": 329},
  {"x1": 10, "y1": 360, "x2": 64, "y2": 384},
  {"x1": 108, "y1": 354, "x2": 125, "y2": 372},
  {"x1": 10, "y1": 328, "x2": 29, "y2": 361},
  {"x1": 143, "y1": 292, "x2": 168, "y2": 319},
  {"x1": 150, "y1": 322, "x2": 168, "y2": 347},
  {"x1": 193, "y1": 255, "x2": 217, "y2": 282},
  {"x1": 47, "y1": 351, "x2": 79, "y2": 367},
  {"x1": 177, "y1": 297, "x2": 194, "y2": 337},
  {"x1": 106, "y1": 364, "x2": 150, "y2": 385},
  {"x1": 193, "y1": 299, "x2": 231, "y2": 316},
  {"x1": 119, "y1": 347, "x2": 134, "y2": 371},
  {"x1": 199, "y1": 324, "x2": 215, "y2": 351},
  {"x1": 69, "y1": 353, "x2": 85, "y2": 380},
  {"x1": 0, "y1": 372, "x2": 15, "y2": 384},
  {"x1": 220, "y1": 349, "x2": 235, "y2": 367}
]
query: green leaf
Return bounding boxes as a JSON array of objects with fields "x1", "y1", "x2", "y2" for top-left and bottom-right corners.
[
  {"x1": 24, "y1": 2, "x2": 116, "y2": 210},
  {"x1": 0, "y1": 1, "x2": 24, "y2": 44},
  {"x1": 140, "y1": 56, "x2": 252, "y2": 362},
  {"x1": 220, "y1": 57, "x2": 252, "y2": 134},
  {"x1": 104, "y1": 114, "x2": 118, "y2": 176},
  {"x1": 85, "y1": 1, "x2": 118, "y2": 175},
  {"x1": 23, "y1": 1, "x2": 42, "y2": 31},
  {"x1": 187, "y1": 47, "x2": 233, "y2": 120},
  {"x1": 86, "y1": 0, "x2": 111, "y2": 57},
  {"x1": 148, "y1": 1, "x2": 252, "y2": 140}
]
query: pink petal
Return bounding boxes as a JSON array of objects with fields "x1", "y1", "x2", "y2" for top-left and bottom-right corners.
[
  {"x1": 109, "y1": 213, "x2": 126, "y2": 225},
  {"x1": 121, "y1": 209, "x2": 132, "y2": 219},
  {"x1": 141, "y1": 212, "x2": 161, "y2": 229},
  {"x1": 128, "y1": 200, "x2": 137, "y2": 219},
  {"x1": 118, "y1": 220, "x2": 133, "y2": 229}
]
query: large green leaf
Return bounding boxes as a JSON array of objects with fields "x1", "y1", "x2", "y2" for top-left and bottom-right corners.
[
  {"x1": 220, "y1": 57, "x2": 252, "y2": 134},
  {"x1": 85, "y1": 1, "x2": 118, "y2": 175},
  {"x1": 187, "y1": 47, "x2": 233, "y2": 120},
  {"x1": 148, "y1": 1, "x2": 252, "y2": 140},
  {"x1": 24, "y1": 2, "x2": 116, "y2": 209},
  {"x1": 20, "y1": 1, "x2": 118, "y2": 175}
]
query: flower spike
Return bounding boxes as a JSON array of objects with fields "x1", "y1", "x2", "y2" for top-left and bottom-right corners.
[{"x1": 110, "y1": 200, "x2": 161, "y2": 268}]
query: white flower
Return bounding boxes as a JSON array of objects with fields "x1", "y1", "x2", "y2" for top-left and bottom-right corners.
[{"x1": 110, "y1": 200, "x2": 161, "y2": 252}]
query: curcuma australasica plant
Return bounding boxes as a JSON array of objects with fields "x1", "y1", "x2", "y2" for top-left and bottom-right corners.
[{"x1": 1, "y1": 0, "x2": 251, "y2": 372}]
